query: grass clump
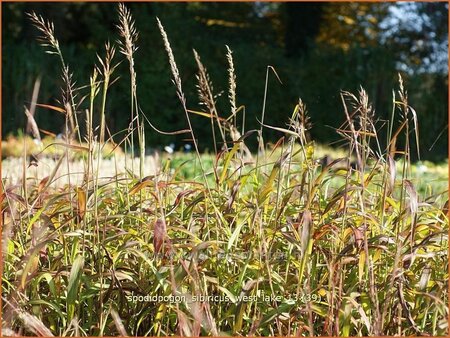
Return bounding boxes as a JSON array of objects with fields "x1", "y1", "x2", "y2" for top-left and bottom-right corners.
[{"x1": 1, "y1": 4, "x2": 448, "y2": 336}]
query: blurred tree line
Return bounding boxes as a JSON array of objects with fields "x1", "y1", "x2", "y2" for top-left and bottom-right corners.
[{"x1": 2, "y1": 2, "x2": 448, "y2": 160}]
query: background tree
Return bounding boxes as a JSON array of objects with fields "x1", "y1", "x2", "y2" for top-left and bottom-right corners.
[
  {"x1": 2, "y1": 2, "x2": 447, "y2": 160},
  {"x1": 284, "y1": 2, "x2": 324, "y2": 57}
]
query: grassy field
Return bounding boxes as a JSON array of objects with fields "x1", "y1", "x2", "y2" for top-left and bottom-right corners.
[{"x1": 2, "y1": 5, "x2": 448, "y2": 336}]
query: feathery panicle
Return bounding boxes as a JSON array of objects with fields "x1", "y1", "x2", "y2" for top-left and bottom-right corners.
[
  {"x1": 226, "y1": 45, "x2": 237, "y2": 117},
  {"x1": 290, "y1": 99, "x2": 311, "y2": 145},
  {"x1": 226, "y1": 46, "x2": 251, "y2": 156},
  {"x1": 88, "y1": 67, "x2": 100, "y2": 142},
  {"x1": 193, "y1": 49, "x2": 228, "y2": 151},
  {"x1": 28, "y1": 11, "x2": 74, "y2": 108},
  {"x1": 193, "y1": 49, "x2": 220, "y2": 153},
  {"x1": 398, "y1": 72, "x2": 406, "y2": 103},
  {"x1": 96, "y1": 42, "x2": 118, "y2": 79},
  {"x1": 396, "y1": 74, "x2": 420, "y2": 159},
  {"x1": 117, "y1": 3, "x2": 138, "y2": 99},
  {"x1": 117, "y1": 3, "x2": 143, "y2": 175},
  {"x1": 157, "y1": 17, "x2": 217, "y2": 205},
  {"x1": 61, "y1": 66, "x2": 77, "y2": 105},
  {"x1": 157, "y1": 17, "x2": 184, "y2": 102},
  {"x1": 60, "y1": 66, "x2": 78, "y2": 139},
  {"x1": 117, "y1": 3, "x2": 138, "y2": 61},
  {"x1": 339, "y1": 88, "x2": 375, "y2": 137},
  {"x1": 342, "y1": 87, "x2": 373, "y2": 120},
  {"x1": 97, "y1": 42, "x2": 118, "y2": 144},
  {"x1": 193, "y1": 50, "x2": 216, "y2": 117},
  {"x1": 28, "y1": 11, "x2": 82, "y2": 143},
  {"x1": 27, "y1": 11, "x2": 60, "y2": 54},
  {"x1": 298, "y1": 99, "x2": 311, "y2": 129}
]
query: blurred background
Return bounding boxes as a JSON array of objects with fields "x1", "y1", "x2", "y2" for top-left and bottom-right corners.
[{"x1": 2, "y1": 2, "x2": 448, "y2": 161}]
